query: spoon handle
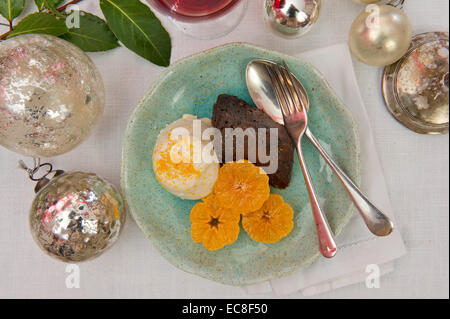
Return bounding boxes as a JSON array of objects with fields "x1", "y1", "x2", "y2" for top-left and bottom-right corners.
[
  {"x1": 296, "y1": 141, "x2": 337, "y2": 258},
  {"x1": 305, "y1": 128, "x2": 394, "y2": 237}
]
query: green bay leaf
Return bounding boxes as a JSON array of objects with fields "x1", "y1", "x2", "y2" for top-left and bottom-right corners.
[
  {"x1": 61, "y1": 11, "x2": 120, "y2": 52},
  {"x1": 100, "y1": 0, "x2": 172, "y2": 67},
  {"x1": 7, "y1": 12, "x2": 68, "y2": 38},
  {"x1": 0, "y1": 0, "x2": 25, "y2": 21},
  {"x1": 34, "y1": 0, "x2": 64, "y2": 11}
]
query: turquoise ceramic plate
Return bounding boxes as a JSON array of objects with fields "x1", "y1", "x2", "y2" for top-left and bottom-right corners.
[{"x1": 122, "y1": 43, "x2": 361, "y2": 286}]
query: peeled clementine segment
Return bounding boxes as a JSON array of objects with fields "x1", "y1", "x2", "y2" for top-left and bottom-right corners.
[
  {"x1": 190, "y1": 194, "x2": 240, "y2": 251},
  {"x1": 242, "y1": 194, "x2": 294, "y2": 244},
  {"x1": 214, "y1": 161, "x2": 270, "y2": 214}
]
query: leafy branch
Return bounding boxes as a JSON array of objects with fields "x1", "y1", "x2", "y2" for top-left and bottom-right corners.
[
  {"x1": 56, "y1": 0, "x2": 83, "y2": 12},
  {"x1": 0, "y1": 0, "x2": 25, "y2": 33},
  {"x1": 0, "y1": 0, "x2": 82, "y2": 40},
  {"x1": 0, "y1": 0, "x2": 172, "y2": 67}
]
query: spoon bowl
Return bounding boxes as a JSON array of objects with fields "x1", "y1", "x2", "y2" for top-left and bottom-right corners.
[{"x1": 247, "y1": 60, "x2": 309, "y2": 124}]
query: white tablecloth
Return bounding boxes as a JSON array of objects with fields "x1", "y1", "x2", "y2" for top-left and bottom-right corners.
[{"x1": 0, "y1": 0, "x2": 448, "y2": 299}]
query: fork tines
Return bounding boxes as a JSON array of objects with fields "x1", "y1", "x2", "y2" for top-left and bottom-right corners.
[{"x1": 265, "y1": 61, "x2": 306, "y2": 119}]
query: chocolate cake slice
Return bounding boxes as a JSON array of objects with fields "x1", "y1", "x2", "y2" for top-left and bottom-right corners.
[{"x1": 212, "y1": 94, "x2": 294, "y2": 189}]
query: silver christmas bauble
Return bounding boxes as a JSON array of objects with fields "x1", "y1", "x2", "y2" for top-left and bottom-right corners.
[
  {"x1": 349, "y1": 4, "x2": 412, "y2": 66},
  {"x1": 0, "y1": 34, "x2": 104, "y2": 158},
  {"x1": 29, "y1": 172, "x2": 126, "y2": 263},
  {"x1": 264, "y1": 0, "x2": 322, "y2": 38}
]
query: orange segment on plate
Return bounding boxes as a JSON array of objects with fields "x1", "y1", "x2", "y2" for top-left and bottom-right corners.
[
  {"x1": 190, "y1": 194, "x2": 241, "y2": 251},
  {"x1": 213, "y1": 161, "x2": 270, "y2": 214},
  {"x1": 242, "y1": 194, "x2": 294, "y2": 244}
]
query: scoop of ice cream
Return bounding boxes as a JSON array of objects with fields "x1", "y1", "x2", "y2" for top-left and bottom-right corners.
[{"x1": 153, "y1": 114, "x2": 219, "y2": 200}]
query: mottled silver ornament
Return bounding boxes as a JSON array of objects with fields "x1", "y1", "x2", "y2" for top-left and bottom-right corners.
[
  {"x1": 264, "y1": 0, "x2": 322, "y2": 38},
  {"x1": 0, "y1": 34, "x2": 104, "y2": 157},
  {"x1": 29, "y1": 172, "x2": 126, "y2": 263}
]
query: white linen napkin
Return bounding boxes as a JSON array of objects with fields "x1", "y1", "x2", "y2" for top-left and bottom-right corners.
[{"x1": 244, "y1": 43, "x2": 407, "y2": 297}]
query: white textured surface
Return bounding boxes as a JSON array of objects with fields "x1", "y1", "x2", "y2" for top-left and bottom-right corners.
[{"x1": 0, "y1": 0, "x2": 448, "y2": 299}]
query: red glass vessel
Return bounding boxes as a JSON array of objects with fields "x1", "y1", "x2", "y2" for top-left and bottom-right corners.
[
  {"x1": 154, "y1": 0, "x2": 242, "y2": 21},
  {"x1": 147, "y1": 0, "x2": 247, "y2": 39}
]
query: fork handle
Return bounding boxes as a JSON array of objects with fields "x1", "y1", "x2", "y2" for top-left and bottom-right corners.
[
  {"x1": 296, "y1": 142, "x2": 337, "y2": 259},
  {"x1": 305, "y1": 128, "x2": 394, "y2": 237}
]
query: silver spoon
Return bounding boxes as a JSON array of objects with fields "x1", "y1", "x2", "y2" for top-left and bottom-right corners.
[{"x1": 246, "y1": 60, "x2": 394, "y2": 237}]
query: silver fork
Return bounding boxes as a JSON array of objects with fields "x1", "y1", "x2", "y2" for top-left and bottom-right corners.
[{"x1": 268, "y1": 61, "x2": 337, "y2": 258}]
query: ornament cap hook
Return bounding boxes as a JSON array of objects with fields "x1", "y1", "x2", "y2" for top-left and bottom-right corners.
[
  {"x1": 19, "y1": 158, "x2": 64, "y2": 192},
  {"x1": 387, "y1": 0, "x2": 405, "y2": 9}
]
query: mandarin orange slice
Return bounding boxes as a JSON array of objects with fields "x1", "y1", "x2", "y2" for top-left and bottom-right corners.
[
  {"x1": 213, "y1": 161, "x2": 270, "y2": 214},
  {"x1": 190, "y1": 194, "x2": 240, "y2": 251},
  {"x1": 242, "y1": 194, "x2": 294, "y2": 244}
]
